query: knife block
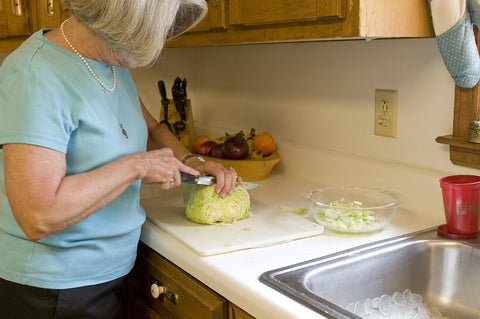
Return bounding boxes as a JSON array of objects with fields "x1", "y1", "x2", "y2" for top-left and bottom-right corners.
[{"x1": 160, "y1": 99, "x2": 195, "y2": 151}]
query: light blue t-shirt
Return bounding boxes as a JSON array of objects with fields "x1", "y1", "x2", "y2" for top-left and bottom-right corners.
[{"x1": 0, "y1": 30, "x2": 148, "y2": 289}]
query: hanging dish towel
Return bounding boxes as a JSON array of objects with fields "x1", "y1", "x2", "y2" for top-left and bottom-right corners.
[{"x1": 428, "y1": 0, "x2": 480, "y2": 88}]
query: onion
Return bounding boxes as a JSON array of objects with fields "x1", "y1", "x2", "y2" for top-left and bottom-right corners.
[
  {"x1": 221, "y1": 134, "x2": 249, "y2": 159},
  {"x1": 211, "y1": 143, "x2": 224, "y2": 158},
  {"x1": 198, "y1": 140, "x2": 217, "y2": 156}
]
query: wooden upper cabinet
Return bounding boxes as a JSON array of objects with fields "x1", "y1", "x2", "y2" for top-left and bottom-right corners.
[
  {"x1": 0, "y1": 0, "x2": 69, "y2": 51},
  {"x1": 4, "y1": 0, "x2": 31, "y2": 37},
  {"x1": 229, "y1": 0, "x2": 345, "y2": 26},
  {"x1": 358, "y1": 0, "x2": 433, "y2": 38},
  {"x1": 2, "y1": 0, "x2": 434, "y2": 51},
  {"x1": 191, "y1": 0, "x2": 227, "y2": 31},
  {"x1": 0, "y1": 0, "x2": 7, "y2": 38},
  {"x1": 31, "y1": 0, "x2": 69, "y2": 30},
  {"x1": 318, "y1": 0, "x2": 346, "y2": 19},
  {"x1": 167, "y1": 0, "x2": 434, "y2": 47},
  {"x1": 0, "y1": 0, "x2": 30, "y2": 52}
]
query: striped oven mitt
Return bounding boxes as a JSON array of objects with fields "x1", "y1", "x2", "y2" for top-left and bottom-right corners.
[{"x1": 428, "y1": 0, "x2": 480, "y2": 88}]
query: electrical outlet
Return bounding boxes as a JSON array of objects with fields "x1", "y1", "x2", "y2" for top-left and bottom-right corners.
[{"x1": 374, "y1": 89, "x2": 398, "y2": 138}]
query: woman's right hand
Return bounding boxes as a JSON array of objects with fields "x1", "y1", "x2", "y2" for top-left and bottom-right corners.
[
  {"x1": 132, "y1": 148, "x2": 199, "y2": 189},
  {"x1": 4, "y1": 145, "x2": 196, "y2": 241}
]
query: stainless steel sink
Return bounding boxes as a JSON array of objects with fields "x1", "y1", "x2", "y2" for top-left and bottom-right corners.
[{"x1": 260, "y1": 227, "x2": 480, "y2": 319}]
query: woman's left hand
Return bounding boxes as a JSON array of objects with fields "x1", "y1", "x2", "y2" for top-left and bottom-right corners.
[
  {"x1": 139, "y1": 100, "x2": 242, "y2": 196},
  {"x1": 194, "y1": 161, "x2": 243, "y2": 197}
]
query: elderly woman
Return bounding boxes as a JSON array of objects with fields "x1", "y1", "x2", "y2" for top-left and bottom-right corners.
[{"x1": 0, "y1": 0, "x2": 240, "y2": 318}]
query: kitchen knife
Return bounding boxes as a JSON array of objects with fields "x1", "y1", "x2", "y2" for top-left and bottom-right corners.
[
  {"x1": 181, "y1": 172, "x2": 216, "y2": 185},
  {"x1": 157, "y1": 80, "x2": 173, "y2": 132},
  {"x1": 180, "y1": 78, "x2": 187, "y2": 122},
  {"x1": 172, "y1": 78, "x2": 186, "y2": 135},
  {"x1": 172, "y1": 77, "x2": 187, "y2": 122},
  {"x1": 180, "y1": 172, "x2": 260, "y2": 189}
]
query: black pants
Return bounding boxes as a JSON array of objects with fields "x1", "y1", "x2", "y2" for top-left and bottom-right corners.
[{"x1": 0, "y1": 276, "x2": 127, "y2": 319}]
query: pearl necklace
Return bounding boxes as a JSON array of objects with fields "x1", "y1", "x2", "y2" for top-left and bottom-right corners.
[
  {"x1": 60, "y1": 19, "x2": 116, "y2": 92},
  {"x1": 60, "y1": 19, "x2": 128, "y2": 139}
]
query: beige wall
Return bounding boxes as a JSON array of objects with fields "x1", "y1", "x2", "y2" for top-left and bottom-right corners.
[{"x1": 131, "y1": 38, "x2": 474, "y2": 217}]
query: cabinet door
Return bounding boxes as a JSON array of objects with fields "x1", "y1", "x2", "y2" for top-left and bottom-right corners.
[
  {"x1": 0, "y1": 0, "x2": 7, "y2": 38},
  {"x1": 128, "y1": 243, "x2": 227, "y2": 319},
  {"x1": 191, "y1": 0, "x2": 227, "y2": 31},
  {"x1": 34, "y1": 0, "x2": 59, "y2": 29},
  {"x1": 228, "y1": 303, "x2": 255, "y2": 319},
  {"x1": 317, "y1": 0, "x2": 346, "y2": 19},
  {"x1": 127, "y1": 289, "x2": 166, "y2": 319},
  {"x1": 31, "y1": 0, "x2": 69, "y2": 30},
  {"x1": 4, "y1": 0, "x2": 30, "y2": 36},
  {"x1": 229, "y1": 0, "x2": 345, "y2": 26}
]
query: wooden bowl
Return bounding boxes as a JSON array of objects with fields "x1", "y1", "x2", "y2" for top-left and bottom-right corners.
[{"x1": 203, "y1": 151, "x2": 281, "y2": 181}]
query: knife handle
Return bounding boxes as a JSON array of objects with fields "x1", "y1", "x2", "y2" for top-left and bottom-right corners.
[
  {"x1": 158, "y1": 80, "x2": 168, "y2": 102},
  {"x1": 182, "y1": 78, "x2": 187, "y2": 99}
]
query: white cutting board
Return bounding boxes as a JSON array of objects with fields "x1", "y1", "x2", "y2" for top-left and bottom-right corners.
[{"x1": 140, "y1": 188, "x2": 324, "y2": 256}]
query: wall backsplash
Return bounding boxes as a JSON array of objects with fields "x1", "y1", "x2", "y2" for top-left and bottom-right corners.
[{"x1": 131, "y1": 38, "x2": 470, "y2": 220}]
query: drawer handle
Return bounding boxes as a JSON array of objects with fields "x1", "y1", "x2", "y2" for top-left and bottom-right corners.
[
  {"x1": 12, "y1": 0, "x2": 23, "y2": 16},
  {"x1": 150, "y1": 281, "x2": 178, "y2": 304},
  {"x1": 150, "y1": 282, "x2": 165, "y2": 299},
  {"x1": 46, "y1": 0, "x2": 54, "y2": 16}
]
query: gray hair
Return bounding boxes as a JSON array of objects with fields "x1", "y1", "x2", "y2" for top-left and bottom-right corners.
[{"x1": 61, "y1": 0, "x2": 207, "y2": 67}]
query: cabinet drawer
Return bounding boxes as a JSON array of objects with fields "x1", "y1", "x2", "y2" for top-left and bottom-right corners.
[
  {"x1": 229, "y1": 0, "x2": 345, "y2": 26},
  {"x1": 128, "y1": 242, "x2": 227, "y2": 319},
  {"x1": 230, "y1": 0, "x2": 317, "y2": 25}
]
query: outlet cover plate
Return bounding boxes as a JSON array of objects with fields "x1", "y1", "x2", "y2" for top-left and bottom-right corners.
[{"x1": 374, "y1": 89, "x2": 398, "y2": 138}]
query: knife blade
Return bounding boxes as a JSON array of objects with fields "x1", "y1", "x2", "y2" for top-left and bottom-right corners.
[
  {"x1": 180, "y1": 172, "x2": 261, "y2": 190},
  {"x1": 181, "y1": 172, "x2": 216, "y2": 185}
]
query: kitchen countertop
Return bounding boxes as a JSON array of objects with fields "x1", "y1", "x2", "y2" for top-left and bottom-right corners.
[{"x1": 139, "y1": 171, "x2": 445, "y2": 319}]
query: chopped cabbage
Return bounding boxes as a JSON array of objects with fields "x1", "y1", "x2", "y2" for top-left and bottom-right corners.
[
  {"x1": 279, "y1": 205, "x2": 308, "y2": 216},
  {"x1": 182, "y1": 184, "x2": 250, "y2": 225},
  {"x1": 315, "y1": 200, "x2": 385, "y2": 232}
]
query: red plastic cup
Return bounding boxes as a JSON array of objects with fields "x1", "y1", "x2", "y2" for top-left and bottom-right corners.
[{"x1": 439, "y1": 175, "x2": 480, "y2": 235}]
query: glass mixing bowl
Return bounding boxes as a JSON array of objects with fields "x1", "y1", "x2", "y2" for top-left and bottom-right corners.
[{"x1": 304, "y1": 186, "x2": 405, "y2": 233}]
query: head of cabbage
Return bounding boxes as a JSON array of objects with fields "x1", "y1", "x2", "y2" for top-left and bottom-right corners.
[{"x1": 182, "y1": 184, "x2": 250, "y2": 224}]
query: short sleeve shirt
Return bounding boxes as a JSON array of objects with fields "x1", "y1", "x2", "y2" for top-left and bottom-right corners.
[{"x1": 0, "y1": 30, "x2": 148, "y2": 289}]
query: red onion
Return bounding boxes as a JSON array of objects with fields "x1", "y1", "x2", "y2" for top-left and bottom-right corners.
[
  {"x1": 211, "y1": 143, "x2": 224, "y2": 158},
  {"x1": 221, "y1": 134, "x2": 249, "y2": 159},
  {"x1": 198, "y1": 141, "x2": 217, "y2": 156}
]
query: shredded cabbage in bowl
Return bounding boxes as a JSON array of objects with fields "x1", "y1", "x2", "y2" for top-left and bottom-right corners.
[
  {"x1": 304, "y1": 187, "x2": 404, "y2": 233},
  {"x1": 315, "y1": 200, "x2": 387, "y2": 232},
  {"x1": 182, "y1": 184, "x2": 250, "y2": 224}
]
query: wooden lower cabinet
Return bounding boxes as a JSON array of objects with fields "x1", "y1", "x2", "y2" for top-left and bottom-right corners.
[
  {"x1": 127, "y1": 242, "x2": 255, "y2": 319},
  {"x1": 228, "y1": 303, "x2": 255, "y2": 319}
]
